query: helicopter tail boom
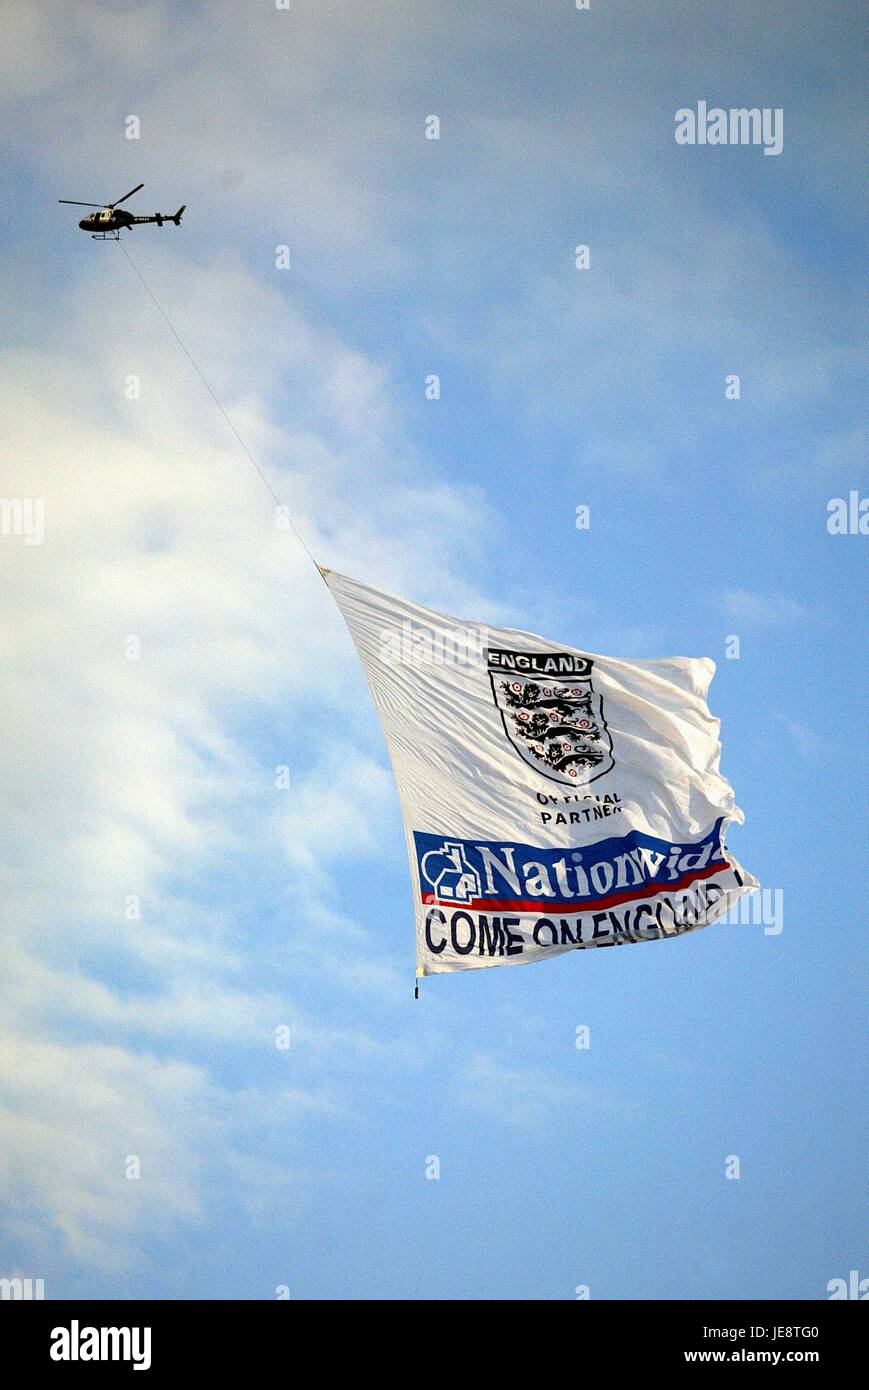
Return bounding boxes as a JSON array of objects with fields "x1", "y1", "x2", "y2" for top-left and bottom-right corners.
[{"x1": 132, "y1": 206, "x2": 185, "y2": 227}]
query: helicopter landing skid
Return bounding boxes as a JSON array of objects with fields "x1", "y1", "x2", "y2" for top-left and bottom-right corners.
[{"x1": 91, "y1": 230, "x2": 121, "y2": 241}]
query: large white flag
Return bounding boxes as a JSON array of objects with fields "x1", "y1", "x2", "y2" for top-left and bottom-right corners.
[{"x1": 323, "y1": 569, "x2": 758, "y2": 975}]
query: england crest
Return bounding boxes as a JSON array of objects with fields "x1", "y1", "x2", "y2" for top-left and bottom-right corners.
[{"x1": 487, "y1": 648, "x2": 614, "y2": 786}]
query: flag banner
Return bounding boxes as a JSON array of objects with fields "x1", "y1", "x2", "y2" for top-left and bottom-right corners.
[{"x1": 322, "y1": 569, "x2": 758, "y2": 975}]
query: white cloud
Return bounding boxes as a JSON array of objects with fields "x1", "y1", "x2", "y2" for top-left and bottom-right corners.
[
  {"x1": 720, "y1": 589, "x2": 815, "y2": 627},
  {"x1": 0, "y1": 1034, "x2": 211, "y2": 1269},
  {"x1": 0, "y1": 240, "x2": 495, "y2": 1268},
  {"x1": 458, "y1": 1051, "x2": 620, "y2": 1130}
]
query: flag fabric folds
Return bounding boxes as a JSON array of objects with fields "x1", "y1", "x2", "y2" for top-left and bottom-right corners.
[{"x1": 322, "y1": 569, "x2": 758, "y2": 976}]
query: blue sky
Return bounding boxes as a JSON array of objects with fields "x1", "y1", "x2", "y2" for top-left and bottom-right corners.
[{"x1": 0, "y1": 0, "x2": 865, "y2": 1299}]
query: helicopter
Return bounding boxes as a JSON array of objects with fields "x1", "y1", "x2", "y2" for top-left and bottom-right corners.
[{"x1": 59, "y1": 183, "x2": 185, "y2": 240}]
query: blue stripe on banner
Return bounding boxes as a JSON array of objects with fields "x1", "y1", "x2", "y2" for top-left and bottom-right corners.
[{"x1": 413, "y1": 819, "x2": 728, "y2": 913}]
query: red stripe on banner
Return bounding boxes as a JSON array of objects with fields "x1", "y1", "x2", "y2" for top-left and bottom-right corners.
[{"x1": 420, "y1": 859, "x2": 730, "y2": 915}]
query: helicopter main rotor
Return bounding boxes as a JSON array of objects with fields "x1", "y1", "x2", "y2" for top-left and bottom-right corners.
[{"x1": 59, "y1": 182, "x2": 145, "y2": 210}]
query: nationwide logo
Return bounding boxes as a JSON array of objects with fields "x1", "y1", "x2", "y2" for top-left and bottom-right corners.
[
  {"x1": 487, "y1": 648, "x2": 614, "y2": 786},
  {"x1": 419, "y1": 841, "x2": 481, "y2": 904},
  {"x1": 415, "y1": 823, "x2": 729, "y2": 915}
]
